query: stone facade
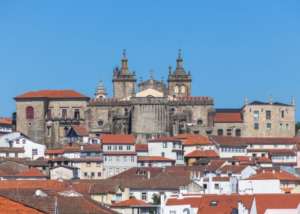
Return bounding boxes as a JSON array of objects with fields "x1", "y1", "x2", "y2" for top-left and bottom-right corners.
[
  {"x1": 14, "y1": 51, "x2": 296, "y2": 146},
  {"x1": 15, "y1": 91, "x2": 89, "y2": 147},
  {"x1": 242, "y1": 100, "x2": 296, "y2": 137}
]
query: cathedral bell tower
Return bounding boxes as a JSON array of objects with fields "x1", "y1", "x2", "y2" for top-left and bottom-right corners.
[
  {"x1": 167, "y1": 49, "x2": 192, "y2": 97},
  {"x1": 112, "y1": 50, "x2": 136, "y2": 99}
]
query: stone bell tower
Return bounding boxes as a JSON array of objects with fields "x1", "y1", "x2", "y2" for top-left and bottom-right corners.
[
  {"x1": 167, "y1": 49, "x2": 192, "y2": 97},
  {"x1": 112, "y1": 50, "x2": 136, "y2": 99}
]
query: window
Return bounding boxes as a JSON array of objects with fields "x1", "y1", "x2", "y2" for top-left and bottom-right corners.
[
  {"x1": 84, "y1": 172, "x2": 88, "y2": 177},
  {"x1": 197, "y1": 119, "x2": 203, "y2": 125},
  {"x1": 281, "y1": 110, "x2": 285, "y2": 118},
  {"x1": 47, "y1": 109, "x2": 52, "y2": 119},
  {"x1": 98, "y1": 120, "x2": 104, "y2": 126},
  {"x1": 254, "y1": 123, "x2": 259, "y2": 130},
  {"x1": 97, "y1": 172, "x2": 101, "y2": 177},
  {"x1": 141, "y1": 192, "x2": 147, "y2": 200},
  {"x1": 127, "y1": 145, "x2": 131, "y2": 150},
  {"x1": 267, "y1": 123, "x2": 272, "y2": 129},
  {"x1": 119, "y1": 146, "x2": 123, "y2": 151},
  {"x1": 62, "y1": 109, "x2": 67, "y2": 119},
  {"x1": 217, "y1": 129, "x2": 223, "y2": 136},
  {"x1": 174, "y1": 86, "x2": 179, "y2": 94},
  {"x1": 131, "y1": 156, "x2": 135, "y2": 162},
  {"x1": 107, "y1": 146, "x2": 112, "y2": 151},
  {"x1": 214, "y1": 183, "x2": 220, "y2": 190},
  {"x1": 47, "y1": 126, "x2": 51, "y2": 137},
  {"x1": 253, "y1": 110, "x2": 259, "y2": 121},
  {"x1": 161, "y1": 152, "x2": 165, "y2": 157},
  {"x1": 74, "y1": 109, "x2": 80, "y2": 120},
  {"x1": 26, "y1": 106, "x2": 34, "y2": 119},
  {"x1": 113, "y1": 145, "x2": 117, "y2": 150},
  {"x1": 226, "y1": 129, "x2": 232, "y2": 136},
  {"x1": 235, "y1": 129, "x2": 241, "y2": 137},
  {"x1": 91, "y1": 172, "x2": 95, "y2": 177},
  {"x1": 163, "y1": 143, "x2": 167, "y2": 148},
  {"x1": 32, "y1": 149, "x2": 38, "y2": 156},
  {"x1": 180, "y1": 85, "x2": 186, "y2": 93},
  {"x1": 64, "y1": 127, "x2": 69, "y2": 137},
  {"x1": 266, "y1": 110, "x2": 271, "y2": 120}
]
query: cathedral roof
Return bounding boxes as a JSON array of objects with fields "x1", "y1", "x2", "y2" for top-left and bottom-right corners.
[{"x1": 15, "y1": 90, "x2": 89, "y2": 100}]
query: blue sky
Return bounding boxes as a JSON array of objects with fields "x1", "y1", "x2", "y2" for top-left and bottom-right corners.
[{"x1": 0, "y1": 1, "x2": 300, "y2": 119}]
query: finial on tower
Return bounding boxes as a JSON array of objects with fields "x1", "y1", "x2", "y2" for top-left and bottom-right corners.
[
  {"x1": 291, "y1": 96, "x2": 296, "y2": 106},
  {"x1": 244, "y1": 96, "x2": 249, "y2": 105},
  {"x1": 122, "y1": 49, "x2": 127, "y2": 59},
  {"x1": 178, "y1": 49, "x2": 182, "y2": 59},
  {"x1": 269, "y1": 95, "x2": 273, "y2": 104}
]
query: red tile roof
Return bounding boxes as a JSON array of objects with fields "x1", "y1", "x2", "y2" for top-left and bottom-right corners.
[
  {"x1": 101, "y1": 134, "x2": 135, "y2": 145},
  {"x1": 135, "y1": 144, "x2": 148, "y2": 152},
  {"x1": 15, "y1": 90, "x2": 88, "y2": 100},
  {"x1": 175, "y1": 134, "x2": 212, "y2": 146},
  {"x1": 185, "y1": 150, "x2": 219, "y2": 158},
  {"x1": 45, "y1": 149, "x2": 64, "y2": 155},
  {"x1": 247, "y1": 169, "x2": 300, "y2": 181},
  {"x1": 214, "y1": 112, "x2": 243, "y2": 123},
  {"x1": 0, "y1": 118, "x2": 12, "y2": 126},
  {"x1": 111, "y1": 198, "x2": 149, "y2": 207},
  {"x1": 72, "y1": 125, "x2": 89, "y2": 136},
  {"x1": 148, "y1": 136, "x2": 181, "y2": 142},
  {"x1": 0, "y1": 147, "x2": 24, "y2": 153},
  {"x1": 0, "y1": 195, "x2": 44, "y2": 214},
  {"x1": 138, "y1": 156, "x2": 175, "y2": 162},
  {"x1": 82, "y1": 144, "x2": 102, "y2": 152},
  {"x1": 15, "y1": 168, "x2": 46, "y2": 177}
]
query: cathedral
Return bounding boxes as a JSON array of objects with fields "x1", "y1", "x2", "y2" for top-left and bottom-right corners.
[
  {"x1": 88, "y1": 50, "x2": 214, "y2": 143},
  {"x1": 14, "y1": 50, "x2": 296, "y2": 146}
]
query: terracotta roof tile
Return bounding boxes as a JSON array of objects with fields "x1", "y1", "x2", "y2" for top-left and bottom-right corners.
[
  {"x1": 185, "y1": 150, "x2": 219, "y2": 158},
  {"x1": 111, "y1": 198, "x2": 149, "y2": 207},
  {"x1": 101, "y1": 134, "x2": 135, "y2": 144},
  {"x1": 138, "y1": 156, "x2": 175, "y2": 162},
  {"x1": 0, "y1": 118, "x2": 12, "y2": 126},
  {"x1": 71, "y1": 125, "x2": 89, "y2": 136},
  {"x1": 15, "y1": 90, "x2": 88, "y2": 100},
  {"x1": 175, "y1": 134, "x2": 212, "y2": 146},
  {"x1": 45, "y1": 149, "x2": 64, "y2": 155},
  {"x1": 15, "y1": 168, "x2": 46, "y2": 177},
  {"x1": 214, "y1": 111, "x2": 243, "y2": 123},
  {"x1": 0, "y1": 195, "x2": 43, "y2": 214},
  {"x1": 148, "y1": 136, "x2": 181, "y2": 142},
  {"x1": 135, "y1": 144, "x2": 148, "y2": 152},
  {"x1": 247, "y1": 169, "x2": 300, "y2": 181}
]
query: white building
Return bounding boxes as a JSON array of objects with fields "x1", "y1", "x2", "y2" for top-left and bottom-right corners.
[
  {"x1": 0, "y1": 132, "x2": 45, "y2": 159},
  {"x1": 148, "y1": 136, "x2": 184, "y2": 165},
  {"x1": 101, "y1": 134, "x2": 137, "y2": 178}
]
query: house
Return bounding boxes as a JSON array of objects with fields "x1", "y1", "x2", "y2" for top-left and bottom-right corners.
[
  {"x1": 66, "y1": 125, "x2": 90, "y2": 144},
  {"x1": 50, "y1": 165, "x2": 79, "y2": 180},
  {"x1": 135, "y1": 144, "x2": 148, "y2": 156},
  {"x1": 185, "y1": 150, "x2": 219, "y2": 166},
  {"x1": 0, "y1": 118, "x2": 13, "y2": 135},
  {"x1": 175, "y1": 134, "x2": 215, "y2": 156},
  {"x1": 239, "y1": 168, "x2": 300, "y2": 194},
  {"x1": 210, "y1": 136, "x2": 248, "y2": 158},
  {"x1": 0, "y1": 132, "x2": 46, "y2": 159},
  {"x1": 72, "y1": 157, "x2": 103, "y2": 179},
  {"x1": 111, "y1": 197, "x2": 159, "y2": 214},
  {"x1": 138, "y1": 156, "x2": 175, "y2": 168},
  {"x1": 148, "y1": 136, "x2": 184, "y2": 165},
  {"x1": 101, "y1": 134, "x2": 137, "y2": 178}
]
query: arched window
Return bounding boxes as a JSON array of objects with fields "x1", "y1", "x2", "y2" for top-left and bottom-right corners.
[
  {"x1": 174, "y1": 85, "x2": 179, "y2": 94},
  {"x1": 26, "y1": 106, "x2": 34, "y2": 119},
  {"x1": 181, "y1": 85, "x2": 186, "y2": 93}
]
